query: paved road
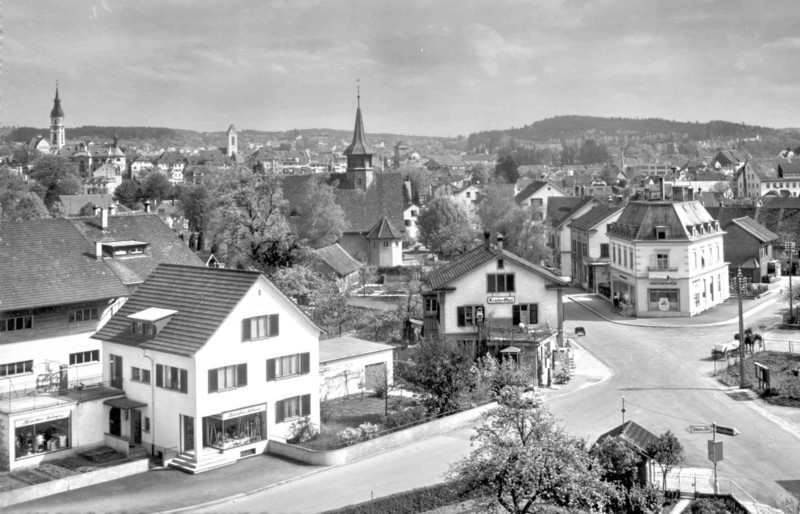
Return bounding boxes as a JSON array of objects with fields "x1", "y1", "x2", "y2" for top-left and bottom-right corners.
[{"x1": 199, "y1": 297, "x2": 800, "y2": 512}]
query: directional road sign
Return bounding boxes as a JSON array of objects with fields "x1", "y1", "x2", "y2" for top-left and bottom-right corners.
[
  {"x1": 714, "y1": 425, "x2": 740, "y2": 436},
  {"x1": 688, "y1": 424, "x2": 713, "y2": 434}
]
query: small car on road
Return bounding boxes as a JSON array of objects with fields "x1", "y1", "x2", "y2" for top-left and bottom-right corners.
[{"x1": 711, "y1": 339, "x2": 740, "y2": 359}]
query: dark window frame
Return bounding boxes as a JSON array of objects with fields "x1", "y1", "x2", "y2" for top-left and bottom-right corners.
[{"x1": 487, "y1": 273, "x2": 515, "y2": 293}]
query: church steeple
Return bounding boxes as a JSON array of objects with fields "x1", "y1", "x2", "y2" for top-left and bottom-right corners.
[
  {"x1": 344, "y1": 83, "x2": 374, "y2": 189},
  {"x1": 49, "y1": 82, "x2": 65, "y2": 151}
]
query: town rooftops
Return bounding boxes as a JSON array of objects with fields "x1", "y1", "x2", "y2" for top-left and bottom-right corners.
[
  {"x1": 728, "y1": 216, "x2": 779, "y2": 243},
  {"x1": 319, "y1": 336, "x2": 393, "y2": 363},
  {"x1": 58, "y1": 193, "x2": 125, "y2": 216},
  {"x1": 568, "y1": 205, "x2": 623, "y2": 232},
  {"x1": 610, "y1": 200, "x2": 718, "y2": 241},
  {"x1": 427, "y1": 243, "x2": 568, "y2": 291},
  {"x1": 594, "y1": 420, "x2": 660, "y2": 457},
  {"x1": 314, "y1": 243, "x2": 362, "y2": 277},
  {"x1": 0, "y1": 218, "x2": 130, "y2": 312}
]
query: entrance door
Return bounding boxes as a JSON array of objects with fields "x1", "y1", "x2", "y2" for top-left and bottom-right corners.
[
  {"x1": 131, "y1": 409, "x2": 142, "y2": 444},
  {"x1": 182, "y1": 415, "x2": 194, "y2": 453},
  {"x1": 110, "y1": 354, "x2": 123, "y2": 389},
  {"x1": 109, "y1": 407, "x2": 121, "y2": 437}
]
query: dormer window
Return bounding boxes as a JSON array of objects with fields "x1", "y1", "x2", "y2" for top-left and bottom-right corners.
[
  {"x1": 655, "y1": 227, "x2": 668, "y2": 240},
  {"x1": 131, "y1": 321, "x2": 156, "y2": 337},
  {"x1": 128, "y1": 307, "x2": 177, "y2": 339},
  {"x1": 103, "y1": 240, "x2": 149, "y2": 257}
]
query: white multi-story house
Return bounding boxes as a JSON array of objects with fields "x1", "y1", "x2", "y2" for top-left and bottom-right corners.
[
  {"x1": 737, "y1": 159, "x2": 800, "y2": 199},
  {"x1": 422, "y1": 232, "x2": 569, "y2": 386},
  {"x1": 93, "y1": 264, "x2": 322, "y2": 474},
  {"x1": 404, "y1": 204, "x2": 420, "y2": 241},
  {"x1": 546, "y1": 197, "x2": 599, "y2": 279},
  {"x1": 568, "y1": 205, "x2": 624, "y2": 297},
  {"x1": 607, "y1": 194, "x2": 729, "y2": 317}
]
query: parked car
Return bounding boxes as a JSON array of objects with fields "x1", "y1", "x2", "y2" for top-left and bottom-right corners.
[{"x1": 711, "y1": 340, "x2": 740, "y2": 359}]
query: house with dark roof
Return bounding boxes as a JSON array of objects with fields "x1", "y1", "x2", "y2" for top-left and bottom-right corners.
[
  {"x1": 593, "y1": 420, "x2": 659, "y2": 486},
  {"x1": 514, "y1": 181, "x2": 567, "y2": 215},
  {"x1": 607, "y1": 199, "x2": 729, "y2": 317},
  {"x1": 319, "y1": 336, "x2": 394, "y2": 400},
  {"x1": 314, "y1": 243, "x2": 363, "y2": 286},
  {"x1": 722, "y1": 217, "x2": 780, "y2": 283},
  {"x1": 568, "y1": 205, "x2": 624, "y2": 296},
  {"x1": 547, "y1": 197, "x2": 600, "y2": 278},
  {"x1": 422, "y1": 233, "x2": 569, "y2": 386},
  {"x1": 57, "y1": 193, "x2": 122, "y2": 216},
  {"x1": 712, "y1": 150, "x2": 743, "y2": 171},
  {"x1": 282, "y1": 97, "x2": 404, "y2": 267},
  {"x1": 0, "y1": 211, "x2": 204, "y2": 471},
  {"x1": 93, "y1": 264, "x2": 323, "y2": 473}
]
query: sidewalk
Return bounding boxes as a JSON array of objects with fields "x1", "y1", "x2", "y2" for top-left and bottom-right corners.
[
  {"x1": 537, "y1": 338, "x2": 614, "y2": 400},
  {"x1": 565, "y1": 287, "x2": 782, "y2": 328}
]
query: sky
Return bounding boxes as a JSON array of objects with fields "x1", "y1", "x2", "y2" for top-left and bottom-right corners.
[{"x1": 3, "y1": 0, "x2": 800, "y2": 137}]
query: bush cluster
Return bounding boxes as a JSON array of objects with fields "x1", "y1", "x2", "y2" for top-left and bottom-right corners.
[
  {"x1": 336, "y1": 422, "x2": 381, "y2": 446},
  {"x1": 383, "y1": 406, "x2": 427, "y2": 429},
  {"x1": 287, "y1": 416, "x2": 319, "y2": 444},
  {"x1": 321, "y1": 481, "x2": 479, "y2": 514}
]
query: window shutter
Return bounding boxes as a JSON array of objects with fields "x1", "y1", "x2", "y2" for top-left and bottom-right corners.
[
  {"x1": 530, "y1": 304, "x2": 539, "y2": 325},
  {"x1": 237, "y1": 363, "x2": 247, "y2": 387},
  {"x1": 487, "y1": 275, "x2": 495, "y2": 293},
  {"x1": 300, "y1": 353, "x2": 310, "y2": 374},
  {"x1": 457, "y1": 307, "x2": 465, "y2": 327},
  {"x1": 242, "y1": 319, "x2": 251, "y2": 341},
  {"x1": 179, "y1": 369, "x2": 188, "y2": 393},
  {"x1": 266, "y1": 359, "x2": 276, "y2": 381},
  {"x1": 507, "y1": 274, "x2": 515, "y2": 292},
  {"x1": 208, "y1": 369, "x2": 218, "y2": 393},
  {"x1": 275, "y1": 400, "x2": 285, "y2": 423},
  {"x1": 301, "y1": 394, "x2": 311, "y2": 416},
  {"x1": 156, "y1": 364, "x2": 163, "y2": 388},
  {"x1": 512, "y1": 305, "x2": 521, "y2": 326},
  {"x1": 269, "y1": 314, "x2": 279, "y2": 337}
]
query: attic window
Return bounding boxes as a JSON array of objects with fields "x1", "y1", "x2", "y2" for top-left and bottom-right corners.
[
  {"x1": 655, "y1": 227, "x2": 668, "y2": 240},
  {"x1": 497, "y1": 259, "x2": 505, "y2": 270},
  {"x1": 131, "y1": 321, "x2": 156, "y2": 337},
  {"x1": 104, "y1": 240, "x2": 149, "y2": 257}
]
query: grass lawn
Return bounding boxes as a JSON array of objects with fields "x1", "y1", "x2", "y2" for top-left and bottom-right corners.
[
  {"x1": 301, "y1": 393, "x2": 419, "y2": 449},
  {"x1": 745, "y1": 351, "x2": 800, "y2": 407}
]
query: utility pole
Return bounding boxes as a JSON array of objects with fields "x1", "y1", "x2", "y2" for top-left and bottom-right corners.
[
  {"x1": 732, "y1": 268, "x2": 750, "y2": 388},
  {"x1": 788, "y1": 241, "x2": 796, "y2": 324}
]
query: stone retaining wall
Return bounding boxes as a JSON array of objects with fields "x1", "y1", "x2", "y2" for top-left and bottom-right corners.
[
  {"x1": 268, "y1": 401, "x2": 497, "y2": 466},
  {"x1": 0, "y1": 457, "x2": 150, "y2": 508}
]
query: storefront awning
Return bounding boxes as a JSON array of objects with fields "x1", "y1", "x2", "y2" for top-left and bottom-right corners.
[{"x1": 104, "y1": 397, "x2": 147, "y2": 410}]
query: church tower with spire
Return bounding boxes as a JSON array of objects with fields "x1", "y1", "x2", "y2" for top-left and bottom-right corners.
[
  {"x1": 343, "y1": 86, "x2": 374, "y2": 190},
  {"x1": 227, "y1": 124, "x2": 238, "y2": 157},
  {"x1": 50, "y1": 83, "x2": 66, "y2": 151}
]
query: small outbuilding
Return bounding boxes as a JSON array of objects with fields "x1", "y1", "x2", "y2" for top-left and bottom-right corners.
[{"x1": 319, "y1": 337, "x2": 394, "y2": 400}]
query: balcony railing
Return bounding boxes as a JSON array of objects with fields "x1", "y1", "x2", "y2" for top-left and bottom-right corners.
[
  {"x1": 0, "y1": 375, "x2": 123, "y2": 414},
  {"x1": 647, "y1": 266, "x2": 678, "y2": 272}
]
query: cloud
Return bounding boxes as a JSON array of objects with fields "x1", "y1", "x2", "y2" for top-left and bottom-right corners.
[
  {"x1": 763, "y1": 37, "x2": 800, "y2": 50},
  {"x1": 467, "y1": 23, "x2": 537, "y2": 76}
]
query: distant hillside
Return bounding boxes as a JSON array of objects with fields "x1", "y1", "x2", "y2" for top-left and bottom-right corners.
[{"x1": 466, "y1": 115, "x2": 784, "y2": 151}]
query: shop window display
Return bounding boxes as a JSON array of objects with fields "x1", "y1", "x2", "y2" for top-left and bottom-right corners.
[
  {"x1": 15, "y1": 412, "x2": 70, "y2": 459},
  {"x1": 204, "y1": 406, "x2": 266, "y2": 450}
]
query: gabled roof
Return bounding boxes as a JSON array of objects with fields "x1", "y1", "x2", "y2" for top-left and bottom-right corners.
[
  {"x1": 778, "y1": 159, "x2": 800, "y2": 177},
  {"x1": 314, "y1": 243, "x2": 362, "y2": 277},
  {"x1": 728, "y1": 216, "x2": 779, "y2": 243},
  {"x1": 594, "y1": 420, "x2": 660, "y2": 457},
  {"x1": 320, "y1": 336, "x2": 393, "y2": 363},
  {"x1": 427, "y1": 244, "x2": 568, "y2": 290},
  {"x1": 68, "y1": 213, "x2": 204, "y2": 286},
  {"x1": 613, "y1": 200, "x2": 717, "y2": 240},
  {"x1": 546, "y1": 196, "x2": 588, "y2": 224},
  {"x1": 58, "y1": 194, "x2": 124, "y2": 216},
  {"x1": 0, "y1": 218, "x2": 129, "y2": 312},
  {"x1": 365, "y1": 216, "x2": 403, "y2": 239},
  {"x1": 568, "y1": 205, "x2": 624, "y2": 231},
  {"x1": 93, "y1": 264, "x2": 261, "y2": 356},
  {"x1": 514, "y1": 181, "x2": 564, "y2": 204},
  {"x1": 551, "y1": 197, "x2": 599, "y2": 228}
]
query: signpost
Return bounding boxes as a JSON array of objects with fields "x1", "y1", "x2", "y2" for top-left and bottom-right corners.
[
  {"x1": 688, "y1": 424, "x2": 713, "y2": 434},
  {"x1": 686, "y1": 421, "x2": 740, "y2": 494}
]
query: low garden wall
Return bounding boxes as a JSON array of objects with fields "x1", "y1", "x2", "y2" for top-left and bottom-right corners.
[
  {"x1": 0, "y1": 457, "x2": 149, "y2": 508},
  {"x1": 268, "y1": 401, "x2": 498, "y2": 466}
]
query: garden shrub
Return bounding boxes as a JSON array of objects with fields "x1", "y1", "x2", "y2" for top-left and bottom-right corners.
[
  {"x1": 358, "y1": 422, "x2": 380, "y2": 439},
  {"x1": 690, "y1": 497, "x2": 741, "y2": 514},
  {"x1": 373, "y1": 384, "x2": 387, "y2": 398},
  {"x1": 321, "y1": 480, "x2": 480, "y2": 514},
  {"x1": 287, "y1": 416, "x2": 319, "y2": 444},
  {"x1": 383, "y1": 406, "x2": 427, "y2": 429},
  {"x1": 336, "y1": 422, "x2": 381, "y2": 446},
  {"x1": 761, "y1": 386, "x2": 780, "y2": 398}
]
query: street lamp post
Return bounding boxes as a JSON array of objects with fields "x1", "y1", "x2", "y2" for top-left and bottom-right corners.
[
  {"x1": 731, "y1": 268, "x2": 750, "y2": 389},
  {"x1": 787, "y1": 241, "x2": 796, "y2": 325}
]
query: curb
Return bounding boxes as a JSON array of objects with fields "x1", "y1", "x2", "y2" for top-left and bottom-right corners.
[{"x1": 566, "y1": 294, "x2": 779, "y2": 329}]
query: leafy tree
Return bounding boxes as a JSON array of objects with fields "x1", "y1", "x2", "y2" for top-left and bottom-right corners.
[
  {"x1": 495, "y1": 154, "x2": 519, "y2": 183},
  {"x1": 114, "y1": 179, "x2": 142, "y2": 208},
  {"x1": 142, "y1": 172, "x2": 172, "y2": 203},
  {"x1": 178, "y1": 184, "x2": 210, "y2": 232},
  {"x1": 447, "y1": 388, "x2": 610, "y2": 513},
  {"x1": 475, "y1": 354, "x2": 534, "y2": 397},
  {"x1": 269, "y1": 263, "x2": 322, "y2": 307},
  {"x1": 592, "y1": 437, "x2": 641, "y2": 489},
  {"x1": 28, "y1": 155, "x2": 81, "y2": 208},
  {"x1": 2, "y1": 192, "x2": 50, "y2": 221},
  {"x1": 78, "y1": 202, "x2": 97, "y2": 217},
  {"x1": 468, "y1": 162, "x2": 491, "y2": 186},
  {"x1": 209, "y1": 167, "x2": 302, "y2": 272},
  {"x1": 291, "y1": 177, "x2": 347, "y2": 248},
  {"x1": 0, "y1": 166, "x2": 37, "y2": 220},
  {"x1": 648, "y1": 430, "x2": 684, "y2": 492},
  {"x1": 400, "y1": 338, "x2": 485, "y2": 415},
  {"x1": 417, "y1": 197, "x2": 476, "y2": 258}
]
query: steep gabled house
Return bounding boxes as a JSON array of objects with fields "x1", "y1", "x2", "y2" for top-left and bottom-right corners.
[
  {"x1": 422, "y1": 233, "x2": 569, "y2": 386},
  {"x1": 93, "y1": 264, "x2": 323, "y2": 473},
  {"x1": 546, "y1": 197, "x2": 600, "y2": 278},
  {"x1": 514, "y1": 181, "x2": 567, "y2": 216},
  {"x1": 313, "y1": 243, "x2": 363, "y2": 288},
  {"x1": 722, "y1": 217, "x2": 780, "y2": 283},
  {"x1": 568, "y1": 205, "x2": 624, "y2": 296}
]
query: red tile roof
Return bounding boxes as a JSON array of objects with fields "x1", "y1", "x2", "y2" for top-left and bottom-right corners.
[
  {"x1": 594, "y1": 420, "x2": 660, "y2": 457},
  {"x1": 365, "y1": 217, "x2": 403, "y2": 239}
]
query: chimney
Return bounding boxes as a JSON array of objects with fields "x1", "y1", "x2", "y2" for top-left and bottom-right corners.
[
  {"x1": 144, "y1": 200, "x2": 151, "y2": 213},
  {"x1": 659, "y1": 177, "x2": 666, "y2": 201},
  {"x1": 483, "y1": 230, "x2": 491, "y2": 249},
  {"x1": 95, "y1": 242, "x2": 103, "y2": 261},
  {"x1": 688, "y1": 187, "x2": 694, "y2": 201},
  {"x1": 92, "y1": 205, "x2": 100, "y2": 216},
  {"x1": 109, "y1": 204, "x2": 116, "y2": 216},
  {"x1": 496, "y1": 233, "x2": 504, "y2": 251},
  {"x1": 101, "y1": 208, "x2": 109, "y2": 229}
]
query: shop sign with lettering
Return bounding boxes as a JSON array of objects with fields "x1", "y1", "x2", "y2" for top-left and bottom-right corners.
[
  {"x1": 650, "y1": 281, "x2": 677, "y2": 286},
  {"x1": 15, "y1": 410, "x2": 70, "y2": 428},
  {"x1": 222, "y1": 404, "x2": 266, "y2": 420},
  {"x1": 487, "y1": 296, "x2": 515, "y2": 304}
]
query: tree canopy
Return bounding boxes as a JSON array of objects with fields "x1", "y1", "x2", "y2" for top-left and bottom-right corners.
[
  {"x1": 28, "y1": 155, "x2": 81, "y2": 208},
  {"x1": 290, "y1": 177, "x2": 347, "y2": 249},
  {"x1": 417, "y1": 197, "x2": 476, "y2": 258}
]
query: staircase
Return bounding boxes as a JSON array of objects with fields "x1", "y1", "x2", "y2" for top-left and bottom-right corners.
[
  {"x1": 556, "y1": 342, "x2": 576, "y2": 376},
  {"x1": 168, "y1": 448, "x2": 237, "y2": 474}
]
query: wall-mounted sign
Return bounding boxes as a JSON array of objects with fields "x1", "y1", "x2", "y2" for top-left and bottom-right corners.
[
  {"x1": 487, "y1": 296, "x2": 515, "y2": 304},
  {"x1": 650, "y1": 281, "x2": 677, "y2": 286},
  {"x1": 16, "y1": 410, "x2": 70, "y2": 428},
  {"x1": 618, "y1": 274, "x2": 628, "y2": 280},
  {"x1": 222, "y1": 404, "x2": 266, "y2": 420}
]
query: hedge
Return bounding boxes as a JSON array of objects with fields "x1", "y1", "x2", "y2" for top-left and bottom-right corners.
[{"x1": 320, "y1": 481, "x2": 479, "y2": 514}]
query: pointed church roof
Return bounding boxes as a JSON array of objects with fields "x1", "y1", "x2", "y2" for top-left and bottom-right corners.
[
  {"x1": 51, "y1": 84, "x2": 65, "y2": 118},
  {"x1": 365, "y1": 216, "x2": 402, "y2": 239},
  {"x1": 344, "y1": 102, "x2": 372, "y2": 156}
]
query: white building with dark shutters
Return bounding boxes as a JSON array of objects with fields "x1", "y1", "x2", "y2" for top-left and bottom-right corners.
[{"x1": 92, "y1": 264, "x2": 323, "y2": 473}]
